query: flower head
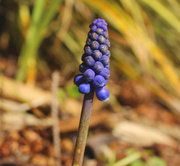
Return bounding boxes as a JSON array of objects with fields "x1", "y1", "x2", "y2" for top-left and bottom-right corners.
[{"x1": 74, "y1": 18, "x2": 110, "y2": 101}]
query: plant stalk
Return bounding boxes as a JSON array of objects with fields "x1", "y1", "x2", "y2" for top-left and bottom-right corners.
[{"x1": 72, "y1": 88, "x2": 94, "y2": 166}]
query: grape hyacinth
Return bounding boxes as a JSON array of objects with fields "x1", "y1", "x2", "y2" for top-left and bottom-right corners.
[
  {"x1": 74, "y1": 18, "x2": 110, "y2": 101},
  {"x1": 72, "y1": 19, "x2": 110, "y2": 166}
]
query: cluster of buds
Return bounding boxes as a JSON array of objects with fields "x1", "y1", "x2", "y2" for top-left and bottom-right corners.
[{"x1": 74, "y1": 18, "x2": 110, "y2": 101}]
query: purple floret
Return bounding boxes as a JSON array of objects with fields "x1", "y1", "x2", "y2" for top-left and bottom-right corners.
[
  {"x1": 83, "y1": 69, "x2": 95, "y2": 82},
  {"x1": 88, "y1": 32, "x2": 99, "y2": 41},
  {"x1": 92, "y1": 75, "x2": 106, "y2": 88},
  {"x1": 100, "y1": 55, "x2": 109, "y2": 66},
  {"x1": 84, "y1": 56, "x2": 95, "y2": 67},
  {"x1": 90, "y1": 41, "x2": 100, "y2": 50},
  {"x1": 99, "y1": 68, "x2": 110, "y2": 79},
  {"x1": 92, "y1": 50, "x2": 102, "y2": 60},
  {"x1": 74, "y1": 74, "x2": 85, "y2": 86},
  {"x1": 79, "y1": 63, "x2": 89, "y2": 73},
  {"x1": 99, "y1": 44, "x2": 108, "y2": 54},
  {"x1": 90, "y1": 25, "x2": 97, "y2": 32},
  {"x1": 86, "y1": 38, "x2": 91, "y2": 45},
  {"x1": 95, "y1": 87, "x2": 110, "y2": 101},
  {"x1": 84, "y1": 46, "x2": 92, "y2": 55},
  {"x1": 98, "y1": 35, "x2": 106, "y2": 44},
  {"x1": 79, "y1": 83, "x2": 90, "y2": 94},
  {"x1": 103, "y1": 31, "x2": 109, "y2": 39},
  {"x1": 104, "y1": 50, "x2": 111, "y2": 57},
  {"x1": 95, "y1": 28, "x2": 104, "y2": 35},
  {"x1": 93, "y1": 61, "x2": 104, "y2": 74}
]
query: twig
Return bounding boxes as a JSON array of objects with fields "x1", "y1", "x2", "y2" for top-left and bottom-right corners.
[
  {"x1": 72, "y1": 88, "x2": 94, "y2": 166},
  {"x1": 51, "y1": 71, "x2": 61, "y2": 166}
]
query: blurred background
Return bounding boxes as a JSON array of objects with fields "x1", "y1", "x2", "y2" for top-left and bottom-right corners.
[{"x1": 0, "y1": 0, "x2": 180, "y2": 165}]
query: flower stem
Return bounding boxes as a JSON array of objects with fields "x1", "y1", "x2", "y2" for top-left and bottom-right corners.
[{"x1": 72, "y1": 88, "x2": 94, "y2": 166}]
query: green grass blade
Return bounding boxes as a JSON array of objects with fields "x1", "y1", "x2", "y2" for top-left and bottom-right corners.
[{"x1": 141, "y1": 0, "x2": 180, "y2": 33}]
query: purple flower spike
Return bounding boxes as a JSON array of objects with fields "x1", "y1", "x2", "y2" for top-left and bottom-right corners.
[
  {"x1": 73, "y1": 18, "x2": 111, "y2": 166},
  {"x1": 74, "y1": 18, "x2": 110, "y2": 101}
]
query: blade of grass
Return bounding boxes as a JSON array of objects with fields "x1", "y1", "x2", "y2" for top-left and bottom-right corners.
[
  {"x1": 31, "y1": 0, "x2": 46, "y2": 25},
  {"x1": 120, "y1": 0, "x2": 148, "y2": 35},
  {"x1": 40, "y1": 0, "x2": 62, "y2": 30},
  {"x1": 17, "y1": 0, "x2": 62, "y2": 82},
  {"x1": 141, "y1": 0, "x2": 180, "y2": 33},
  {"x1": 58, "y1": 0, "x2": 74, "y2": 40},
  {"x1": 112, "y1": 152, "x2": 141, "y2": 166},
  {"x1": 167, "y1": 0, "x2": 180, "y2": 17}
]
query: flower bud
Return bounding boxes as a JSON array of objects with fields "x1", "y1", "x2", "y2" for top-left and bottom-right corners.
[
  {"x1": 79, "y1": 63, "x2": 89, "y2": 73},
  {"x1": 99, "y1": 68, "x2": 110, "y2": 79},
  {"x1": 86, "y1": 38, "x2": 91, "y2": 45},
  {"x1": 96, "y1": 28, "x2": 104, "y2": 35},
  {"x1": 90, "y1": 25, "x2": 97, "y2": 32},
  {"x1": 84, "y1": 56, "x2": 95, "y2": 67},
  {"x1": 88, "y1": 32, "x2": 99, "y2": 40},
  {"x1": 95, "y1": 87, "x2": 110, "y2": 101},
  {"x1": 93, "y1": 61, "x2": 104, "y2": 74},
  {"x1": 83, "y1": 69, "x2": 95, "y2": 82},
  {"x1": 100, "y1": 55, "x2": 109, "y2": 66},
  {"x1": 74, "y1": 74, "x2": 85, "y2": 86},
  {"x1": 79, "y1": 83, "x2": 90, "y2": 94},
  {"x1": 92, "y1": 50, "x2": 102, "y2": 60},
  {"x1": 84, "y1": 45, "x2": 92, "y2": 55},
  {"x1": 99, "y1": 44, "x2": 108, "y2": 54},
  {"x1": 104, "y1": 50, "x2": 111, "y2": 57},
  {"x1": 90, "y1": 41, "x2": 100, "y2": 50},
  {"x1": 93, "y1": 75, "x2": 106, "y2": 88},
  {"x1": 98, "y1": 35, "x2": 106, "y2": 44},
  {"x1": 103, "y1": 31, "x2": 109, "y2": 39}
]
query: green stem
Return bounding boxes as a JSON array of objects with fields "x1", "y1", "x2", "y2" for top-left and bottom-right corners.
[
  {"x1": 16, "y1": 0, "x2": 62, "y2": 81},
  {"x1": 72, "y1": 88, "x2": 94, "y2": 166},
  {"x1": 40, "y1": 0, "x2": 62, "y2": 30}
]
